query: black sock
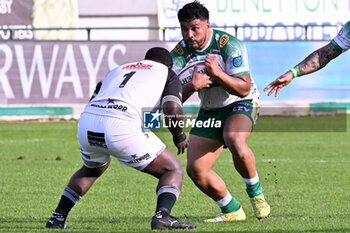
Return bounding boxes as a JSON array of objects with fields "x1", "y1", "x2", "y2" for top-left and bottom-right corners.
[
  {"x1": 51, "y1": 186, "x2": 82, "y2": 222},
  {"x1": 155, "y1": 192, "x2": 177, "y2": 217},
  {"x1": 52, "y1": 196, "x2": 75, "y2": 221}
]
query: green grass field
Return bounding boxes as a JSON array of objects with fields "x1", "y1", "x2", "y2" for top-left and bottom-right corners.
[{"x1": 0, "y1": 116, "x2": 350, "y2": 232}]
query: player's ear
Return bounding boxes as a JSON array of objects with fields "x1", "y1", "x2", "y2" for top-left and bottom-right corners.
[{"x1": 206, "y1": 21, "x2": 210, "y2": 29}]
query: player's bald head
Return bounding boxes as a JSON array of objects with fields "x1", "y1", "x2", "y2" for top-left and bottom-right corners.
[{"x1": 145, "y1": 47, "x2": 173, "y2": 68}]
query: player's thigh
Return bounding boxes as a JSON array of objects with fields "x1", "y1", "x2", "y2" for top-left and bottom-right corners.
[
  {"x1": 78, "y1": 113, "x2": 166, "y2": 171},
  {"x1": 223, "y1": 99, "x2": 259, "y2": 145},
  {"x1": 223, "y1": 114, "x2": 252, "y2": 140},
  {"x1": 142, "y1": 147, "x2": 183, "y2": 178},
  {"x1": 187, "y1": 134, "x2": 223, "y2": 172},
  {"x1": 77, "y1": 113, "x2": 112, "y2": 168},
  {"x1": 223, "y1": 114, "x2": 253, "y2": 156},
  {"x1": 108, "y1": 128, "x2": 166, "y2": 171}
]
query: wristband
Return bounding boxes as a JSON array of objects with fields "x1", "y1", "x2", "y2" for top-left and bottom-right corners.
[
  {"x1": 173, "y1": 132, "x2": 187, "y2": 144},
  {"x1": 288, "y1": 66, "x2": 300, "y2": 79}
]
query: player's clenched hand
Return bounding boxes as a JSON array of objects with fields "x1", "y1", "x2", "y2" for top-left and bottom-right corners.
[
  {"x1": 205, "y1": 54, "x2": 221, "y2": 77},
  {"x1": 264, "y1": 72, "x2": 293, "y2": 97},
  {"x1": 192, "y1": 65, "x2": 212, "y2": 91},
  {"x1": 175, "y1": 137, "x2": 189, "y2": 155}
]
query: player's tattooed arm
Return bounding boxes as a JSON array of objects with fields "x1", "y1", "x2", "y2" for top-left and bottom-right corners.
[
  {"x1": 297, "y1": 42, "x2": 342, "y2": 76},
  {"x1": 264, "y1": 41, "x2": 343, "y2": 97}
]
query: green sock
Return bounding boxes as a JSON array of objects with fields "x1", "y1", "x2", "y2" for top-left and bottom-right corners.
[
  {"x1": 220, "y1": 197, "x2": 240, "y2": 213},
  {"x1": 246, "y1": 181, "x2": 263, "y2": 198}
]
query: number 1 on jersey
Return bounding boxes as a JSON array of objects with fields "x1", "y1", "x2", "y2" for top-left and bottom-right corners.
[{"x1": 119, "y1": 71, "x2": 136, "y2": 88}]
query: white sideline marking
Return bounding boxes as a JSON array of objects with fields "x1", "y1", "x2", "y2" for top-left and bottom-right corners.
[
  {"x1": 261, "y1": 159, "x2": 330, "y2": 163},
  {"x1": 0, "y1": 138, "x2": 47, "y2": 144}
]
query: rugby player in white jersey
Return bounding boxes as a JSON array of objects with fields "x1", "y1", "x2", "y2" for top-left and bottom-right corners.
[
  {"x1": 170, "y1": 1, "x2": 270, "y2": 222},
  {"x1": 46, "y1": 47, "x2": 196, "y2": 230},
  {"x1": 265, "y1": 21, "x2": 350, "y2": 96}
]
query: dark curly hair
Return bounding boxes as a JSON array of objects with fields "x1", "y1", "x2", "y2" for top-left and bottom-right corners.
[
  {"x1": 178, "y1": 0, "x2": 209, "y2": 22},
  {"x1": 144, "y1": 47, "x2": 173, "y2": 68}
]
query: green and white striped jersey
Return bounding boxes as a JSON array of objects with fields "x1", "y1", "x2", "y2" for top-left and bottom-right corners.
[{"x1": 171, "y1": 29, "x2": 259, "y2": 110}]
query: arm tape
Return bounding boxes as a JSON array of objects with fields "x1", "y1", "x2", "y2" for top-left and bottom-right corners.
[
  {"x1": 173, "y1": 132, "x2": 187, "y2": 144},
  {"x1": 162, "y1": 95, "x2": 182, "y2": 107},
  {"x1": 288, "y1": 66, "x2": 300, "y2": 79}
]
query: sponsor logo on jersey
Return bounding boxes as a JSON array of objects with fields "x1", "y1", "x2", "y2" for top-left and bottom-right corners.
[
  {"x1": 232, "y1": 102, "x2": 251, "y2": 112},
  {"x1": 178, "y1": 61, "x2": 206, "y2": 85},
  {"x1": 180, "y1": 75, "x2": 192, "y2": 85},
  {"x1": 174, "y1": 44, "x2": 184, "y2": 55},
  {"x1": 229, "y1": 51, "x2": 244, "y2": 69},
  {"x1": 90, "y1": 103, "x2": 128, "y2": 112},
  {"x1": 122, "y1": 62, "x2": 153, "y2": 70},
  {"x1": 233, "y1": 56, "x2": 242, "y2": 67},
  {"x1": 107, "y1": 98, "x2": 115, "y2": 104},
  {"x1": 219, "y1": 34, "x2": 229, "y2": 48},
  {"x1": 215, "y1": 33, "x2": 220, "y2": 41},
  {"x1": 186, "y1": 53, "x2": 193, "y2": 60},
  {"x1": 128, "y1": 153, "x2": 151, "y2": 164},
  {"x1": 143, "y1": 110, "x2": 161, "y2": 129},
  {"x1": 212, "y1": 49, "x2": 221, "y2": 53}
]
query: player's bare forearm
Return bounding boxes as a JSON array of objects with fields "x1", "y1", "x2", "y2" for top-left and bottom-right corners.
[
  {"x1": 296, "y1": 42, "x2": 341, "y2": 76},
  {"x1": 213, "y1": 70, "x2": 251, "y2": 97},
  {"x1": 205, "y1": 54, "x2": 250, "y2": 97},
  {"x1": 163, "y1": 101, "x2": 188, "y2": 154},
  {"x1": 181, "y1": 83, "x2": 196, "y2": 102},
  {"x1": 162, "y1": 101, "x2": 184, "y2": 137}
]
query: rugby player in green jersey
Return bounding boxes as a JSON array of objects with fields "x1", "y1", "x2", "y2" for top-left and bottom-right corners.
[
  {"x1": 265, "y1": 21, "x2": 350, "y2": 97},
  {"x1": 171, "y1": 1, "x2": 270, "y2": 222}
]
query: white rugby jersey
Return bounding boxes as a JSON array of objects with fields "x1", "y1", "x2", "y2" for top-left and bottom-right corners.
[
  {"x1": 83, "y1": 60, "x2": 182, "y2": 123},
  {"x1": 332, "y1": 21, "x2": 350, "y2": 52}
]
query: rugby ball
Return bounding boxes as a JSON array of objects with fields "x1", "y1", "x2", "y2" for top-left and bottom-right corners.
[{"x1": 178, "y1": 61, "x2": 206, "y2": 85}]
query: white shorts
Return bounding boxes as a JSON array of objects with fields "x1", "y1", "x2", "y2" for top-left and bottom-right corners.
[{"x1": 77, "y1": 112, "x2": 166, "y2": 170}]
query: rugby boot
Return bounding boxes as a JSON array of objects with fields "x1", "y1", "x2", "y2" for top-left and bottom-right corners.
[
  {"x1": 46, "y1": 217, "x2": 70, "y2": 229},
  {"x1": 151, "y1": 215, "x2": 196, "y2": 230},
  {"x1": 204, "y1": 207, "x2": 246, "y2": 222},
  {"x1": 250, "y1": 194, "x2": 271, "y2": 219}
]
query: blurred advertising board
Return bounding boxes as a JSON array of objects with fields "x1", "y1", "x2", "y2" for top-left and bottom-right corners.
[
  {"x1": 157, "y1": 0, "x2": 350, "y2": 41},
  {"x1": 0, "y1": 41, "x2": 349, "y2": 105},
  {"x1": 0, "y1": 0, "x2": 78, "y2": 40},
  {"x1": 0, "y1": 0, "x2": 34, "y2": 40}
]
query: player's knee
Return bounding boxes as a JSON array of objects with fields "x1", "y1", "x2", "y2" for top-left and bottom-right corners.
[
  {"x1": 225, "y1": 133, "x2": 244, "y2": 148},
  {"x1": 169, "y1": 159, "x2": 184, "y2": 177},
  {"x1": 186, "y1": 164, "x2": 202, "y2": 182},
  {"x1": 176, "y1": 166, "x2": 184, "y2": 179},
  {"x1": 84, "y1": 161, "x2": 109, "y2": 176}
]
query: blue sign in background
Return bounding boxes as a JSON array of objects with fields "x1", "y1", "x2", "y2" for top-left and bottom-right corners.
[{"x1": 246, "y1": 41, "x2": 350, "y2": 102}]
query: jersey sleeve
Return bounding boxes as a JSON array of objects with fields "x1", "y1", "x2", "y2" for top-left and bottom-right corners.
[
  {"x1": 331, "y1": 21, "x2": 350, "y2": 52},
  {"x1": 170, "y1": 42, "x2": 188, "y2": 75},
  {"x1": 161, "y1": 68, "x2": 183, "y2": 107},
  {"x1": 220, "y1": 34, "x2": 250, "y2": 77}
]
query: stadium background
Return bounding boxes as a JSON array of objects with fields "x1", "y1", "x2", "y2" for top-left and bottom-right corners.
[{"x1": 1, "y1": 0, "x2": 350, "y2": 120}]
